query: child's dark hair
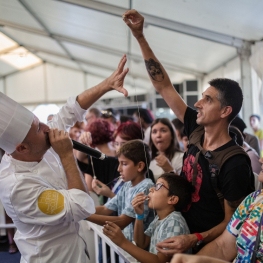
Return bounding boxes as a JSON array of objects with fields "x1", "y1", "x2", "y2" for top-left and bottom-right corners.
[
  {"x1": 117, "y1": 139, "x2": 150, "y2": 173},
  {"x1": 159, "y1": 173, "x2": 194, "y2": 211}
]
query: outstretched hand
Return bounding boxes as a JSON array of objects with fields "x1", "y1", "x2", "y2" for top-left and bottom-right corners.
[
  {"x1": 107, "y1": 55, "x2": 129, "y2": 97},
  {"x1": 156, "y1": 235, "x2": 193, "y2": 255},
  {"x1": 92, "y1": 178, "x2": 114, "y2": 198},
  {"x1": 103, "y1": 221, "x2": 126, "y2": 247},
  {"x1": 122, "y1": 9, "x2": 144, "y2": 39}
]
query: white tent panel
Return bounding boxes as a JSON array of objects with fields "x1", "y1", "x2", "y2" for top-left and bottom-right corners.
[
  {"x1": 80, "y1": 62, "x2": 113, "y2": 78},
  {"x1": 86, "y1": 74, "x2": 104, "y2": 90},
  {"x1": 45, "y1": 64, "x2": 85, "y2": 101},
  {"x1": 37, "y1": 52, "x2": 80, "y2": 71},
  {"x1": 223, "y1": 57, "x2": 241, "y2": 82},
  {"x1": 5, "y1": 65, "x2": 45, "y2": 103},
  {"x1": 134, "y1": 0, "x2": 263, "y2": 40},
  {"x1": 2, "y1": 27, "x2": 68, "y2": 56},
  {"x1": 62, "y1": 41, "x2": 124, "y2": 70},
  {"x1": 26, "y1": 0, "x2": 128, "y2": 52},
  {"x1": 202, "y1": 57, "x2": 241, "y2": 91},
  {"x1": 0, "y1": 60, "x2": 17, "y2": 76},
  {"x1": 0, "y1": 79, "x2": 3, "y2": 93},
  {"x1": 0, "y1": 0, "x2": 44, "y2": 30},
  {"x1": 135, "y1": 26, "x2": 237, "y2": 73}
]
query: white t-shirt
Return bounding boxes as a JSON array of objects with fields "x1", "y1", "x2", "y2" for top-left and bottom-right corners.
[{"x1": 149, "y1": 151, "x2": 184, "y2": 181}]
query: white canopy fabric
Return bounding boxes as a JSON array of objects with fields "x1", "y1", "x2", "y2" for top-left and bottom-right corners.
[{"x1": 0, "y1": 0, "x2": 263, "y2": 106}]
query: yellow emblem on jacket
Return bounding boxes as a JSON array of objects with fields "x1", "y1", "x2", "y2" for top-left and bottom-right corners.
[{"x1": 38, "y1": 190, "x2": 64, "y2": 215}]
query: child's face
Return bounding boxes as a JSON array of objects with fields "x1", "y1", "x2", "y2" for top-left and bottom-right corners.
[
  {"x1": 147, "y1": 178, "x2": 170, "y2": 210},
  {"x1": 114, "y1": 135, "x2": 127, "y2": 153},
  {"x1": 117, "y1": 154, "x2": 142, "y2": 183}
]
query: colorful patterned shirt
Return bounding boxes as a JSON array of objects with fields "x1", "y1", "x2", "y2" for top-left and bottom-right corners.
[{"x1": 227, "y1": 190, "x2": 263, "y2": 262}]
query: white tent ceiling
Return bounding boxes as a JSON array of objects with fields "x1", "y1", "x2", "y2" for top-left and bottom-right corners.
[{"x1": 0, "y1": 0, "x2": 263, "y2": 104}]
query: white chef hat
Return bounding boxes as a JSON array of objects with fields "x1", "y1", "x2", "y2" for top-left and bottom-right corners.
[{"x1": 0, "y1": 92, "x2": 34, "y2": 154}]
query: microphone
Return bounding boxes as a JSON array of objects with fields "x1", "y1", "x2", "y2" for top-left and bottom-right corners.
[{"x1": 72, "y1": 140, "x2": 107, "y2": 160}]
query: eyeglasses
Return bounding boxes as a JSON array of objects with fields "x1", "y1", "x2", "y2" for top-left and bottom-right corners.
[{"x1": 154, "y1": 183, "x2": 169, "y2": 191}]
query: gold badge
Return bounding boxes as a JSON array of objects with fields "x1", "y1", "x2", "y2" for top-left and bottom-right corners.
[{"x1": 38, "y1": 190, "x2": 64, "y2": 215}]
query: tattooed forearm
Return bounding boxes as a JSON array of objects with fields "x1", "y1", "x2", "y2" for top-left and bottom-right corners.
[{"x1": 145, "y1": 58, "x2": 164, "y2": 82}]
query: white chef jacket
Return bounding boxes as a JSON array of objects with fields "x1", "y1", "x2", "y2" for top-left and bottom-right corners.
[{"x1": 0, "y1": 97, "x2": 95, "y2": 263}]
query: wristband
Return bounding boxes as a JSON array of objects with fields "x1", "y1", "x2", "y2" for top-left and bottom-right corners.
[
  {"x1": 135, "y1": 214, "x2": 144, "y2": 220},
  {"x1": 193, "y1": 233, "x2": 204, "y2": 246}
]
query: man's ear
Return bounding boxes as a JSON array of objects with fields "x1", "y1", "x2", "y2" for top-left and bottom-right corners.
[
  {"x1": 137, "y1": 161, "x2": 145, "y2": 173},
  {"x1": 168, "y1": 195, "x2": 179, "y2": 205},
  {"x1": 221, "y1": 106, "x2": 232, "y2": 119},
  {"x1": 15, "y1": 143, "x2": 29, "y2": 154}
]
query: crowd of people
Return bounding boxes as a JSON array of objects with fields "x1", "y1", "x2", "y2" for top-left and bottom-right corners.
[{"x1": 0, "y1": 8, "x2": 263, "y2": 263}]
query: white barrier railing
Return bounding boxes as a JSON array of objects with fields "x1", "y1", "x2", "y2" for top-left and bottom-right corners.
[{"x1": 86, "y1": 221, "x2": 138, "y2": 263}]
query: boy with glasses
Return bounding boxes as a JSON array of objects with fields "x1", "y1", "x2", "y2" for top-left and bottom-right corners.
[{"x1": 103, "y1": 173, "x2": 194, "y2": 263}]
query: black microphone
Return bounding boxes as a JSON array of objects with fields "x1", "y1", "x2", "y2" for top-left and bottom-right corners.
[{"x1": 72, "y1": 140, "x2": 107, "y2": 160}]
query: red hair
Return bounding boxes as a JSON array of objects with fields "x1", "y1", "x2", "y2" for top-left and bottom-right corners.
[
  {"x1": 114, "y1": 121, "x2": 144, "y2": 141},
  {"x1": 87, "y1": 119, "x2": 114, "y2": 147}
]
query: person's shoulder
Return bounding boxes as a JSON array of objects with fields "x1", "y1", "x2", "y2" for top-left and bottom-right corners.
[
  {"x1": 258, "y1": 129, "x2": 263, "y2": 138},
  {"x1": 173, "y1": 151, "x2": 184, "y2": 159},
  {"x1": 224, "y1": 151, "x2": 250, "y2": 164},
  {"x1": 251, "y1": 189, "x2": 263, "y2": 201},
  {"x1": 141, "y1": 178, "x2": 155, "y2": 186},
  {"x1": 134, "y1": 178, "x2": 154, "y2": 190}
]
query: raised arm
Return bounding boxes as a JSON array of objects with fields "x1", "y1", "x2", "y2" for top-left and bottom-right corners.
[
  {"x1": 123, "y1": 10, "x2": 187, "y2": 122},
  {"x1": 77, "y1": 55, "x2": 129, "y2": 110}
]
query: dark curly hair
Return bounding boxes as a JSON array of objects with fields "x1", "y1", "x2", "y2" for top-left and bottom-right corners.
[
  {"x1": 159, "y1": 173, "x2": 194, "y2": 211},
  {"x1": 87, "y1": 119, "x2": 114, "y2": 147},
  {"x1": 114, "y1": 121, "x2": 144, "y2": 141}
]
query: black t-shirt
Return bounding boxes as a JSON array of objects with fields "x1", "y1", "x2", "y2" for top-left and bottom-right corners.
[
  {"x1": 182, "y1": 107, "x2": 253, "y2": 233},
  {"x1": 77, "y1": 156, "x2": 120, "y2": 188}
]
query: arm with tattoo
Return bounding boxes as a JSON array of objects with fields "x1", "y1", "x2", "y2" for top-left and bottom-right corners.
[{"x1": 122, "y1": 9, "x2": 187, "y2": 123}]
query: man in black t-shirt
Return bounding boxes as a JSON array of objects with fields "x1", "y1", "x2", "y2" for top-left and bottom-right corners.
[{"x1": 123, "y1": 10, "x2": 254, "y2": 254}]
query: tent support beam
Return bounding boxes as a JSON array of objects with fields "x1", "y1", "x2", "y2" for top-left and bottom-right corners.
[{"x1": 57, "y1": 0, "x2": 252, "y2": 50}]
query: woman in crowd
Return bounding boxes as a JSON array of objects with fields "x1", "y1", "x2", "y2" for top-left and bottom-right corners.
[
  {"x1": 76, "y1": 119, "x2": 115, "y2": 196},
  {"x1": 77, "y1": 121, "x2": 152, "y2": 203},
  {"x1": 149, "y1": 118, "x2": 183, "y2": 182}
]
